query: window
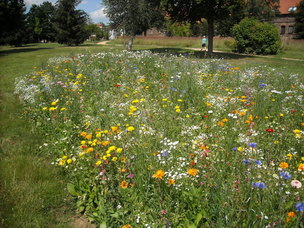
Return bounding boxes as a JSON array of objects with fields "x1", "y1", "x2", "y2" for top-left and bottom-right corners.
[
  {"x1": 288, "y1": 26, "x2": 294, "y2": 34},
  {"x1": 281, "y1": 26, "x2": 286, "y2": 34}
]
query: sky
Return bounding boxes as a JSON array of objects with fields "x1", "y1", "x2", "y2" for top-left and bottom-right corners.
[{"x1": 24, "y1": 0, "x2": 109, "y2": 24}]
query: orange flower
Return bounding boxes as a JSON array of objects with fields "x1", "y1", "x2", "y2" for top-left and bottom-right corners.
[
  {"x1": 152, "y1": 170, "x2": 165, "y2": 179},
  {"x1": 168, "y1": 179, "x2": 175, "y2": 185},
  {"x1": 279, "y1": 162, "x2": 289, "y2": 169},
  {"x1": 287, "y1": 212, "x2": 296, "y2": 217},
  {"x1": 122, "y1": 225, "x2": 132, "y2": 228},
  {"x1": 217, "y1": 121, "x2": 224, "y2": 127},
  {"x1": 298, "y1": 163, "x2": 304, "y2": 171},
  {"x1": 120, "y1": 180, "x2": 128, "y2": 189},
  {"x1": 80, "y1": 131, "x2": 87, "y2": 137},
  {"x1": 286, "y1": 211, "x2": 296, "y2": 222},
  {"x1": 187, "y1": 168, "x2": 198, "y2": 176}
]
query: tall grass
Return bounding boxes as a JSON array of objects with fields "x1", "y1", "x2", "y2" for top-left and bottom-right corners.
[{"x1": 0, "y1": 42, "x2": 111, "y2": 227}]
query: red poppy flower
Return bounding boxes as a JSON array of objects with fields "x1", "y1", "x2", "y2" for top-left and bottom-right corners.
[
  {"x1": 114, "y1": 83, "x2": 121, "y2": 87},
  {"x1": 266, "y1": 128, "x2": 274, "y2": 133}
]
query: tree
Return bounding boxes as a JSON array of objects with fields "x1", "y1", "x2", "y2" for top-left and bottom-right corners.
[
  {"x1": 295, "y1": 0, "x2": 304, "y2": 39},
  {"x1": 161, "y1": 0, "x2": 244, "y2": 54},
  {"x1": 104, "y1": 0, "x2": 164, "y2": 51},
  {"x1": 232, "y1": 17, "x2": 280, "y2": 55},
  {"x1": 26, "y1": 2, "x2": 56, "y2": 43},
  {"x1": 0, "y1": 0, "x2": 26, "y2": 46},
  {"x1": 53, "y1": 0, "x2": 89, "y2": 45},
  {"x1": 244, "y1": 0, "x2": 279, "y2": 22}
]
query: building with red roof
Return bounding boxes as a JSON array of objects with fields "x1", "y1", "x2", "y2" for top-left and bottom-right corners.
[{"x1": 274, "y1": 0, "x2": 301, "y2": 38}]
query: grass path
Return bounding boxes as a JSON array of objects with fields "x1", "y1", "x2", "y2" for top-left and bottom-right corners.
[{"x1": 0, "y1": 45, "x2": 91, "y2": 227}]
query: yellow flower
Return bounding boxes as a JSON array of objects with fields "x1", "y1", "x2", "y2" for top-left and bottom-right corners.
[
  {"x1": 176, "y1": 108, "x2": 181, "y2": 113},
  {"x1": 127, "y1": 126, "x2": 135, "y2": 132},
  {"x1": 116, "y1": 148, "x2": 123, "y2": 153},
  {"x1": 59, "y1": 160, "x2": 66, "y2": 166},
  {"x1": 60, "y1": 107, "x2": 66, "y2": 111},
  {"x1": 120, "y1": 180, "x2": 128, "y2": 189},
  {"x1": 49, "y1": 107, "x2": 57, "y2": 111},
  {"x1": 121, "y1": 157, "x2": 126, "y2": 163},
  {"x1": 287, "y1": 153, "x2": 293, "y2": 159},
  {"x1": 111, "y1": 157, "x2": 117, "y2": 162},
  {"x1": 293, "y1": 129, "x2": 301, "y2": 134},
  {"x1": 152, "y1": 170, "x2": 165, "y2": 179},
  {"x1": 187, "y1": 168, "x2": 198, "y2": 176},
  {"x1": 279, "y1": 162, "x2": 289, "y2": 169},
  {"x1": 51, "y1": 99, "x2": 59, "y2": 106},
  {"x1": 42, "y1": 107, "x2": 48, "y2": 111},
  {"x1": 298, "y1": 163, "x2": 304, "y2": 171},
  {"x1": 95, "y1": 160, "x2": 102, "y2": 166},
  {"x1": 67, "y1": 159, "x2": 73, "y2": 164},
  {"x1": 108, "y1": 146, "x2": 116, "y2": 151}
]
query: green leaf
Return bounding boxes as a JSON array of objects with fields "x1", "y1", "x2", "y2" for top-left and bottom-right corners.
[
  {"x1": 195, "y1": 213, "x2": 203, "y2": 225},
  {"x1": 99, "y1": 222, "x2": 107, "y2": 228},
  {"x1": 67, "y1": 183, "x2": 80, "y2": 196}
]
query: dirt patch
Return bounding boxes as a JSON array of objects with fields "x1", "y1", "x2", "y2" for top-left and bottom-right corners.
[{"x1": 71, "y1": 215, "x2": 96, "y2": 228}]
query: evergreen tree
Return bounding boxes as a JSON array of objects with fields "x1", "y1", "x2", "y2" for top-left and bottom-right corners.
[
  {"x1": 0, "y1": 0, "x2": 26, "y2": 46},
  {"x1": 104, "y1": 0, "x2": 164, "y2": 51},
  {"x1": 27, "y1": 2, "x2": 56, "y2": 43},
  {"x1": 53, "y1": 0, "x2": 89, "y2": 45},
  {"x1": 295, "y1": 0, "x2": 304, "y2": 39}
]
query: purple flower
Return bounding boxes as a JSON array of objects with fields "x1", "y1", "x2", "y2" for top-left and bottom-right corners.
[
  {"x1": 127, "y1": 173, "x2": 134, "y2": 179},
  {"x1": 249, "y1": 142, "x2": 257, "y2": 148},
  {"x1": 252, "y1": 182, "x2": 267, "y2": 189},
  {"x1": 243, "y1": 159, "x2": 251, "y2": 164},
  {"x1": 279, "y1": 171, "x2": 291, "y2": 180},
  {"x1": 255, "y1": 160, "x2": 262, "y2": 166},
  {"x1": 259, "y1": 84, "x2": 267, "y2": 88},
  {"x1": 232, "y1": 147, "x2": 237, "y2": 151},
  {"x1": 161, "y1": 150, "x2": 169, "y2": 157},
  {"x1": 295, "y1": 202, "x2": 304, "y2": 212}
]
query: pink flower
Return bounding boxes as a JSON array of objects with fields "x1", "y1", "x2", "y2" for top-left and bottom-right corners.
[
  {"x1": 161, "y1": 210, "x2": 166, "y2": 215},
  {"x1": 291, "y1": 180, "x2": 302, "y2": 189}
]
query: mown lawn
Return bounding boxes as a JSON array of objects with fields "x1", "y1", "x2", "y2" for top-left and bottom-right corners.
[{"x1": 0, "y1": 40, "x2": 303, "y2": 227}]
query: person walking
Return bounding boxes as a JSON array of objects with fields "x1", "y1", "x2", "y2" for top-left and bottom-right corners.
[{"x1": 201, "y1": 35, "x2": 207, "y2": 51}]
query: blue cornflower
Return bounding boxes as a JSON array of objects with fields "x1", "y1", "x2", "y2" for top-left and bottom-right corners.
[
  {"x1": 295, "y1": 202, "x2": 304, "y2": 212},
  {"x1": 249, "y1": 142, "x2": 257, "y2": 148},
  {"x1": 243, "y1": 159, "x2": 251, "y2": 164},
  {"x1": 252, "y1": 182, "x2": 267, "y2": 189},
  {"x1": 255, "y1": 160, "x2": 262, "y2": 166},
  {"x1": 259, "y1": 83, "x2": 267, "y2": 88},
  {"x1": 161, "y1": 150, "x2": 169, "y2": 157},
  {"x1": 232, "y1": 147, "x2": 238, "y2": 151},
  {"x1": 279, "y1": 171, "x2": 291, "y2": 180}
]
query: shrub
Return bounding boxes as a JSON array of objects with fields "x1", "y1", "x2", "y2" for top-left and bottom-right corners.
[{"x1": 232, "y1": 17, "x2": 281, "y2": 55}]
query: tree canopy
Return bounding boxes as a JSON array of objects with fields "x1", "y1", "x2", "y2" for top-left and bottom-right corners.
[
  {"x1": 0, "y1": 0, "x2": 26, "y2": 46},
  {"x1": 26, "y1": 1, "x2": 56, "y2": 43},
  {"x1": 295, "y1": 0, "x2": 304, "y2": 39},
  {"x1": 104, "y1": 0, "x2": 164, "y2": 50},
  {"x1": 161, "y1": 0, "x2": 244, "y2": 54},
  {"x1": 53, "y1": 0, "x2": 89, "y2": 45}
]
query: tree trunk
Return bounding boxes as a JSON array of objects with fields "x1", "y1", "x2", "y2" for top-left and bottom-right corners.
[
  {"x1": 127, "y1": 35, "x2": 134, "y2": 51},
  {"x1": 207, "y1": 17, "x2": 214, "y2": 55}
]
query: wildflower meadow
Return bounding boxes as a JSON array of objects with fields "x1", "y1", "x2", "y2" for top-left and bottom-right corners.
[{"x1": 15, "y1": 50, "x2": 303, "y2": 227}]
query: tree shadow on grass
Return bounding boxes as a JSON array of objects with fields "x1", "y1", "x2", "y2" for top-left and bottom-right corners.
[
  {"x1": 0, "y1": 47, "x2": 53, "y2": 57},
  {"x1": 145, "y1": 48, "x2": 254, "y2": 59}
]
